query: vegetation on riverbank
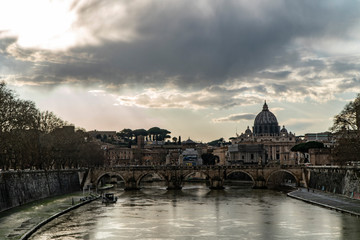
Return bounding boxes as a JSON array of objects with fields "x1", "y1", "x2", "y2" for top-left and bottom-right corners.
[{"x1": 0, "y1": 82, "x2": 104, "y2": 170}]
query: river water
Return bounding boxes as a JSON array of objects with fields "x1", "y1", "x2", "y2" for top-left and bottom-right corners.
[{"x1": 22, "y1": 183, "x2": 360, "y2": 239}]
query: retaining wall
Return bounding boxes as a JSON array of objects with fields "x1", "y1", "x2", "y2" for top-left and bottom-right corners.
[
  {"x1": 0, "y1": 170, "x2": 81, "y2": 212},
  {"x1": 308, "y1": 167, "x2": 360, "y2": 197}
]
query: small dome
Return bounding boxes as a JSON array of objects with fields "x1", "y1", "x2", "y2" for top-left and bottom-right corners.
[
  {"x1": 245, "y1": 126, "x2": 252, "y2": 135},
  {"x1": 280, "y1": 125, "x2": 288, "y2": 133},
  {"x1": 183, "y1": 138, "x2": 196, "y2": 145}
]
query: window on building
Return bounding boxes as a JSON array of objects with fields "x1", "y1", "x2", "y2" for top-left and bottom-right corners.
[{"x1": 251, "y1": 154, "x2": 254, "y2": 160}]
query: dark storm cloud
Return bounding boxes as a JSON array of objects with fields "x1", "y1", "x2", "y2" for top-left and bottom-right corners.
[
  {"x1": 271, "y1": 84, "x2": 289, "y2": 93},
  {"x1": 258, "y1": 71, "x2": 292, "y2": 80},
  {"x1": 3, "y1": 1, "x2": 360, "y2": 103},
  {"x1": 0, "y1": 36, "x2": 36, "y2": 76},
  {"x1": 68, "y1": 0, "x2": 359, "y2": 89},
  {"x1": 331, "y1": 61, "x2": 360, "y2": 74},
  {"x1": 213, "y1": 113, "x2": 256, "y2": 123},
  {"x1": 0, "y1": 35, "x2": 16, "y2": 52},
  {"x1": 337, "y1": 77, "x2": 360, "y2": 90}
]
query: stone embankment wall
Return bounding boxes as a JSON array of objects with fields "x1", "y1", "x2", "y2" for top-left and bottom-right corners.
[
  {"x1": 308, "y1": 167, "x2": 360, "y2": 198},
  {"x1": 0, "y1": 170, "x2": 82, "y2": 212}
]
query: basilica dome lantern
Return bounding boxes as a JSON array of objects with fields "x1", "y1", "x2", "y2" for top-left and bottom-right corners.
[{"x1": 253, "y1": 101, "x2": 280, "y2": 136}]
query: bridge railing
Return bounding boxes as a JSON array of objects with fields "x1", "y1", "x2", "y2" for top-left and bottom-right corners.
[{"x1": 95, "y1": 164, "x2": 302, "y2": 172}]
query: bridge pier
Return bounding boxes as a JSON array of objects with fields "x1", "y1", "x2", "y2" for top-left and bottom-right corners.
[
  {"x1": 124, "y1": 178, "x2": 140, "y2": 191},
  {"x1": 253, "y1": 176, "x2": 267, "y2": 189},
  {"x1": 167, "y1": 176, "x2": 183, "y2": 190},
  {"x1": 253, "y1": 180, "x2": 267, "y2": 189},
  {"x1": 209, "y1": 177, "x2": 225, "y2": 190}
]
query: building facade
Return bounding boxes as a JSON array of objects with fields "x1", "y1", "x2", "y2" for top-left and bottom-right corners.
[{"x1": 228, "y1": 101, "x2": 297, "y2": 165}]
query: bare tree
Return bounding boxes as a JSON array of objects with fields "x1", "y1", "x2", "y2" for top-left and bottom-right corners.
[
  {"x1": 331, "y1": 94, "x2": 360, "y2": 164},
  {"x1": 331, "y1": 93, "x2": 360, "y2": 132},
  {"x1": 0, "y1": 82, "x2": 105, "y2": 170},
  {"x1": 36, "y1": 110, "x2": 66, "y2": 133}
]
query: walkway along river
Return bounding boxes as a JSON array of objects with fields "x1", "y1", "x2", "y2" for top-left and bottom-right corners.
[
  {"x1": 14, "y1": 182, "x2": 360, "y2": 240},
  {"x1": 288, "y1": 188, "x2": 360, "y2": 217},
  {"x1": 0, "y1": 192, "x2": 87, "y2": 239}
]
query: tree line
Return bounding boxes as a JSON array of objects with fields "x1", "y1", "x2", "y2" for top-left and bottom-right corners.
[
  {"x1": 117, "y1": 127, "x2": 172, "y2": 142},
  {"x1": 330, "y1": 93, "x2": 360, "y2": 164},
  {"x1": 0, "y1": 82, "x2": 104, "y2": 170}
]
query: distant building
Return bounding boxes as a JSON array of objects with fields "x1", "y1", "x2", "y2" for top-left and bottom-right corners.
[
  {"x1": 182, "y1": 138, "x2": 197, "y2": 148},
  {"x1": 179, "y1": 148, "x2": 203, "y2": 166},
  {"x1": 228, "y1": 144, "x2": 264, "y2": 165},
  {"x1": 165, "y1": 149, "x2": 181, "y2": 165},
  {"x1": 53, "y1": 125, "x2": 75, "y2": 134},
  {"x1": 309, "y1": 148, "x2": 332, "y2": 165},
  {"x1": 212, "y1": 146, "x2": 228, "y2": 165},
  {"x1": 228, "y1": 101, "x2": 297, "y2": 165},
  {"x1": 104, "y1": 144, "x2": 134, "y2": 166},
  {"x1": 88, "y1": 130, "x2": 117, "y2": 141},
  {"x1": 305, "y1": 132, "x2": 333, "y2": 145}
]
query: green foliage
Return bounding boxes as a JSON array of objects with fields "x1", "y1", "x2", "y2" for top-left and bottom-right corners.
[
  {"x1": 132, "y1": 129, "x2": 148, "y2": 137},
  {"x1": 290, "y1": 141, "x2": 324, "y2": 153},
  {"x1": 117, "y1": 128, "x2": 133, "y2": 139},
  {"x1": 147, "y1": 127, "x2": 171, "y2": 141},
  {"x1": 116, "y1": 127, "x2": 172, "y2": 144},
  {"x1": 207, "y1": 138, "x2": 225, "y2": 147},
  {"x1": 148, "y1": 127, "x2": 161, "y2": 135},
  {"x1": 201, "y1": 153, "x2": 217, "y2": 165}
]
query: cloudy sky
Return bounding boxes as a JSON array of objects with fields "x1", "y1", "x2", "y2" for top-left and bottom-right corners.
[{"x1": 1, "y1": 0, "x2": 359, "y2": 142}]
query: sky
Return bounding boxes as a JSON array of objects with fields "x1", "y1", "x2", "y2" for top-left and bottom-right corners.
[{"x1": 1, "y1": 0, "x2": 360, "y2": 142}]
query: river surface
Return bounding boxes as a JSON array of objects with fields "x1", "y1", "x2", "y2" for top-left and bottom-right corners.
[{"x1": 17, "y1": 183, "x2": 360, "y2": 239}]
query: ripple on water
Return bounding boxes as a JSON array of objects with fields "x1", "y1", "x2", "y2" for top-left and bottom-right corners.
[{"x1": 26, "y1": 186, "x2": 360, "y2": 240}]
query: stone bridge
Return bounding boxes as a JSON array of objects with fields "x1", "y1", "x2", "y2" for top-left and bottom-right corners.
[{"x1": 86, "y1": 165, "x2": 307, "y2": 190}]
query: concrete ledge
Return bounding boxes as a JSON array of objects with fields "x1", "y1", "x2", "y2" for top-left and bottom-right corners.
[
  {"x1": 20, "y1": 195, "x2": 100, "y2": 240},
  {"x1": 287, "y1": 189, "x2": 360, "y2": 217}
]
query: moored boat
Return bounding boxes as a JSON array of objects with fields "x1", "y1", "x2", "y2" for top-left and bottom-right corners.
[
  {"x1": 98, "y1": 184, "x2": 114, "y2": 191},
  {"x1": 102, "y1": 193, "x2": 117, "y2": 204}
]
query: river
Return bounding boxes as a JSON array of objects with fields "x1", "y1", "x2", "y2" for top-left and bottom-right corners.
[{"x1": 23, "y1": 182, "x2": 359, "y2": 240}]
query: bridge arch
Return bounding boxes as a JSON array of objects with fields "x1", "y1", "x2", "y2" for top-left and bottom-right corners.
[
  {"x1": 96, "y1": 172, "x2": 126, "y2": 188},
  {"x1": 225, "y1": 170, "x2": 256, "y2": 186},
  {"x1": 183, "y1": 170, "x2": 211, "y2": 182},
  {"x1": 136, "y1": 171, "x2": 167, "y2": 187},
  {"x1": 89, "y1": 166, "x2": 304, "y2": 190},
  {"x1": 266, "y1": 169, "x2": 299, "y2": 187}
]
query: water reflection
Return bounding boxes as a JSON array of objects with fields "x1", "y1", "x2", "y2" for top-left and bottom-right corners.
[{"x1": 30, "y1": 183, "x2": 360, "y2": 240}]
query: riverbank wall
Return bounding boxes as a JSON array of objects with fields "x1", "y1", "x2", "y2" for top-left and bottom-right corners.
[
  {"x1": 0, "y1": 170, "x2": 83, "y2": 212},
  {"x1": 307, "y1": 166, "x2": 360, "y2": 199}
]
